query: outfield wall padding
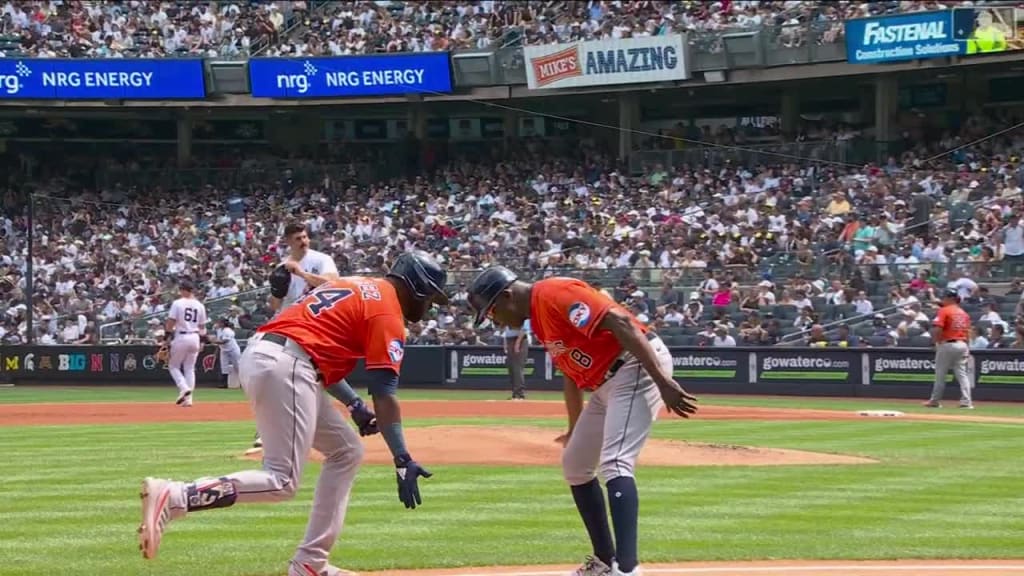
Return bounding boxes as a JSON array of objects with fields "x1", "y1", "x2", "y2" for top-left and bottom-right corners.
[{"x1": 1, "y1": 345, "x2": 1022, "y2": 402}]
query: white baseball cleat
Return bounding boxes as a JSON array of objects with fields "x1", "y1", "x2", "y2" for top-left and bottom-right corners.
[
  {"x1": 175, "y1": 390, "x2": 192, "y2": 406},
  {"x1": 613, "y1": 564, "x2": 641, "y2": 576},
  {"x1": 570, "y1": 555, "x2": 613, "y2": 576},
  {"x1": 138, "y1": 477, "x2": 176, "y2": 559},
  {"x1": 288, "y1": 561, "x2": 359, "y2": 576}
]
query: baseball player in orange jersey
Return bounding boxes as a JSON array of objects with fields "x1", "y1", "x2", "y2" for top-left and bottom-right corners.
[
  {"x1": 138, "y1": 251, "x2": 448, "y2": 576},
  {"x1": 468, "y1": 267, "x2": 698, "y2": 576},
  {"x1": 925, "y1": 289, "x2": 975, "y2": 409}
]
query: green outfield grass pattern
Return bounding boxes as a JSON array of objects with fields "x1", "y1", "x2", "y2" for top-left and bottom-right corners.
[
  {"x1": 4, "y1": 386, "x2": 1022, "y2": 418},
  {"x1": 0, "y1": 387, "x2": 1022, "y2": 576}
]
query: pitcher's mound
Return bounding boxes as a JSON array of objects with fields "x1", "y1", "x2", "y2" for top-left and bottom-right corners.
[{"x1": 241, "y1": 426, "x2": 875, "y2": 467}]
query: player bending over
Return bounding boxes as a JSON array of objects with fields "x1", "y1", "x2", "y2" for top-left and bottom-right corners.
[
  {"x1": 138, "y1": 251, "x2": 447, "y2": 576},
  {"x1": 468, "y1": 267, "x2": 698, "y2": 576}
]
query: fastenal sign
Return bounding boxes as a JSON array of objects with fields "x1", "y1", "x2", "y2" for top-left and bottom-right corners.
[
  {"x1": 844, "y1": 11, "x2": 963, "y2": 64},
  {"x1": 523, "y1": 35, "x2": 688, "y2": 90}
]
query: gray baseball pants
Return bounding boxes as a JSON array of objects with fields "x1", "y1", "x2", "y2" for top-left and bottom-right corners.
[
  {"x1": 929, "y1": 341, "x2": 973, "y2": 406},
  {"x1": 562, "y1": 336, "x2": 671, "y2": 484},
  {"x1": 173, "y1": 334, "x2": 364, "y2": 572}
]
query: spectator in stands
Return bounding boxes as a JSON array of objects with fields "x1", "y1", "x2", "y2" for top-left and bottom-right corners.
[
  {"x1": 989, "y1": 324, "x2": 1009, "y2": 348},
  {"x1": 832, "y1": 324, "x2": 860, "y2": 348},
  {"x1": 695, "y1": 322, "x2": 717, "y2": 347},
  {"x1": 852, "y1": 290, "x2": 874, "y2": 316},
  {"x1": 805, "y1": 324, "x2": 829, "y2": 347},
  {"x1": 969, "y1": 325, "x2": 990, "y2": 350},
  {"x1": 868, "y1": 314, "x2": 898, "y2": 347},
  {"x1": 712, "y1": 324, "x2": 736, "y2": 348}
]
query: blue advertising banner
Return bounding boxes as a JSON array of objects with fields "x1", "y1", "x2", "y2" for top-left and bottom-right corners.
[
  {"x1": 248, "y1": 53, "x2": 452, "y2": 98},
  {"x1": 845, "y1": 11, "x2": 965, "y2": 64},
  {"x1": 0, "y1": 59, "x2": 205, "y2": 99}
]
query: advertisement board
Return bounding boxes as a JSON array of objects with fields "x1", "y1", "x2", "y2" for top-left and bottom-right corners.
[
  {"x1": 523, "y1": 35, "x2": 688, "y2": 90},
  {"x1": 2, "y1": 345, "x2": 1022, "y2": 400},
  {"x1": 868, "y1": 350, "x2": 951, "y2": 385},
  {"x1": 446, "y1": 346, "x2": 547, "y2": 389},
  {"x1": 975, "y1": 355, "x2": 1024, "y2": 385},
  {"x1": 0, "y1": 345, "x2": 223, "y2": 383},
  {"x1": 670, "y1": 348, "x2": 749, "y2": 384},
  {"x1": 757, "y1": 351, "x2": 852, "y2": 385},
  {"x1": 845, "y1": 7, "x2": 1023, "y2": 64},
  {"x1": 0, "y1": 59, "x2": 205, "y2": 99},
  {"x1": 248, "y1": 53, "x2": 452, "y2": 98}
]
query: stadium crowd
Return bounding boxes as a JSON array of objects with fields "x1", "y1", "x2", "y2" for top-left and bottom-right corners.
[
  {"x1": 0, "y1": 0, "x2": 997, "y2": 59},
  {"x1": 1, "y1": 106, "x2": 1024, "y2": 350}
]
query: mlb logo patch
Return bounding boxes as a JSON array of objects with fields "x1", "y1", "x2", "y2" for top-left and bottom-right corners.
[
  {"x1": 387, "y1": 339, "x2": 405, "y2": 363},
  {"x1": 568, "y1": 302, "x2": 591, "y2": 328}
]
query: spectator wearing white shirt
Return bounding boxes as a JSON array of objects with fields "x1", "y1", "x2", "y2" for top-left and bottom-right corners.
[
  {"x1": 852, "y1": 291, "x2": 874, "y2": 316},
  {"x1": 712, "y1": 325, "x2": 736, "y2": 347},
  {"x1": 978, "y1": 303, "x2": 1008, "y2": 332},
  {"x1": 946, "y1": 271, "x2": 979, "y2": 301}
]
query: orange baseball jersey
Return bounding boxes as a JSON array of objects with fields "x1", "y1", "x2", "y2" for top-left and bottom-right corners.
[
  {"x1": 529, "y1": 277, "x2": 646, "y2": 390},
  {"x1": 258, "y1": 277, "x2": 407, "y2": 386},
  {"x1": 933, "y1": 303, "x2": 971, "y2": 343}
]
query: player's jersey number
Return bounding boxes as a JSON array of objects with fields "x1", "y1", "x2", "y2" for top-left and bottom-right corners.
[
  {"x1": 569, "y1": 348, "x2": 593, "y2": 368},
  {"x1": 184, "y1": 308, "x2": 198, "y2": 323},
  {"x1": 307, "y1": 288, "x2": 354, "y2": 316}
]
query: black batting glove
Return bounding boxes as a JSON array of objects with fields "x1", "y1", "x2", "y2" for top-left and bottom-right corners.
[{"x1": 394, "y1": 453, "x2": 432, "y2": 509}]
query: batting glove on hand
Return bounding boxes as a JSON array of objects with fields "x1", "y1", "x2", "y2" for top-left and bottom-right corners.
[
  {"x1": 348, "y1": 399, "x2": 379, "y2": 437},
  {"x1": 395, "y1": 454, "x2": 432, "y2": 510}
]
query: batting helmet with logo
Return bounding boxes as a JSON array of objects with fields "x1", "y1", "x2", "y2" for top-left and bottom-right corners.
[
  {"x1": 386, "y1": 251, "x2": 450, "y2": 304},
  {"x1": 467, "y1": 265, "x2": 518, "y2": 326}
]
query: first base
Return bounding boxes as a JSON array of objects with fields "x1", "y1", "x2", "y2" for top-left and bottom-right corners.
[{"x1": 858, "y1": 410, "x2": 905, "y2": 417}]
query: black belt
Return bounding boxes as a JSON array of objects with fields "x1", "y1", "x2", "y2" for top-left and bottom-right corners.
[
  {"x1": 261, "y1": 332, "x2": 320, "y2": 373},
  {"x1": 261, "y1": 332, "x2": 289, "y2": 347},
  {"x1": 945, "y1": 340, "x2": 965, "y2": 344},
  {"x1": 604, "y1": 332, "x2": 658, "y2": 382}
]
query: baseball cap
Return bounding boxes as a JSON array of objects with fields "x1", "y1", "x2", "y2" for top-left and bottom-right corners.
[
  {"x1": 179, "y1": 279, "x2": 195, "y2": 292},
  {"x1": 943, "y1": 288, "x2": 960, "y2": 300}
]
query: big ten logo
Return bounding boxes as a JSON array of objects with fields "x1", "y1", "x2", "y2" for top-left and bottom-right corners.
[
  {"x1": 90, "y1": 354, "x2": 104, "y2": 372},
  {"x1": 124, "y1": 354, "x2": 138, "y2": 372},
  {"x1": 58, "y1": 353, "x2": 87, "y2": 372},
  {"x1": 3, "y1": 355, "x2": 18, "y2": 371},
  {"x1": 109, "y1": 352, "x2": 121, "y2": 373},
  {"x1": 201, "y1": 353, "x2": 217, "y2": 373}
]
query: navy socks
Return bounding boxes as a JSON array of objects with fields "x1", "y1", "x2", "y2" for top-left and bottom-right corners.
[
  {"x1": 607, "y1": 476, "x2": 639, "y2": 573},
  {"x1": 570, "y1": 478, "x2": 615, "y2": 567}
]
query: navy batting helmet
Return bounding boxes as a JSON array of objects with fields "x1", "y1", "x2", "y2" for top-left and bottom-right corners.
[
  {"x1": 386, "y1": 251, "x2": 449, "y2": 304},
  {"x1": 467, "y1": 265, "x2": 518, "y2": 326},
  {"x1": 943, "y1": 288, "x2": 960, "y2": 302}
]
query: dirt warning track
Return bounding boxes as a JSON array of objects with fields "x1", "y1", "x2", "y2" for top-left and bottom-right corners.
[
  {"x1": 362, "y1": 560, "x2": 1024, "y2": 576},
  {"x1": 1, "y1": 399, "x2": 1021, "y2": 427}
]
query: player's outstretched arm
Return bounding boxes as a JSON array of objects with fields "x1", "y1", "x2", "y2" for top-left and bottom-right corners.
[
  {"x1": 598, "y1": 308, "x2": 699, "y2": 418},
  {"x1": 367, "y1": 369, "x2": 432, "y2": 509}
]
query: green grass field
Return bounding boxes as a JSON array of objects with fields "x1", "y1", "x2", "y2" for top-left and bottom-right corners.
[{"x1": 0, "y1": 387, "x2": 1022, "y2": 576}]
